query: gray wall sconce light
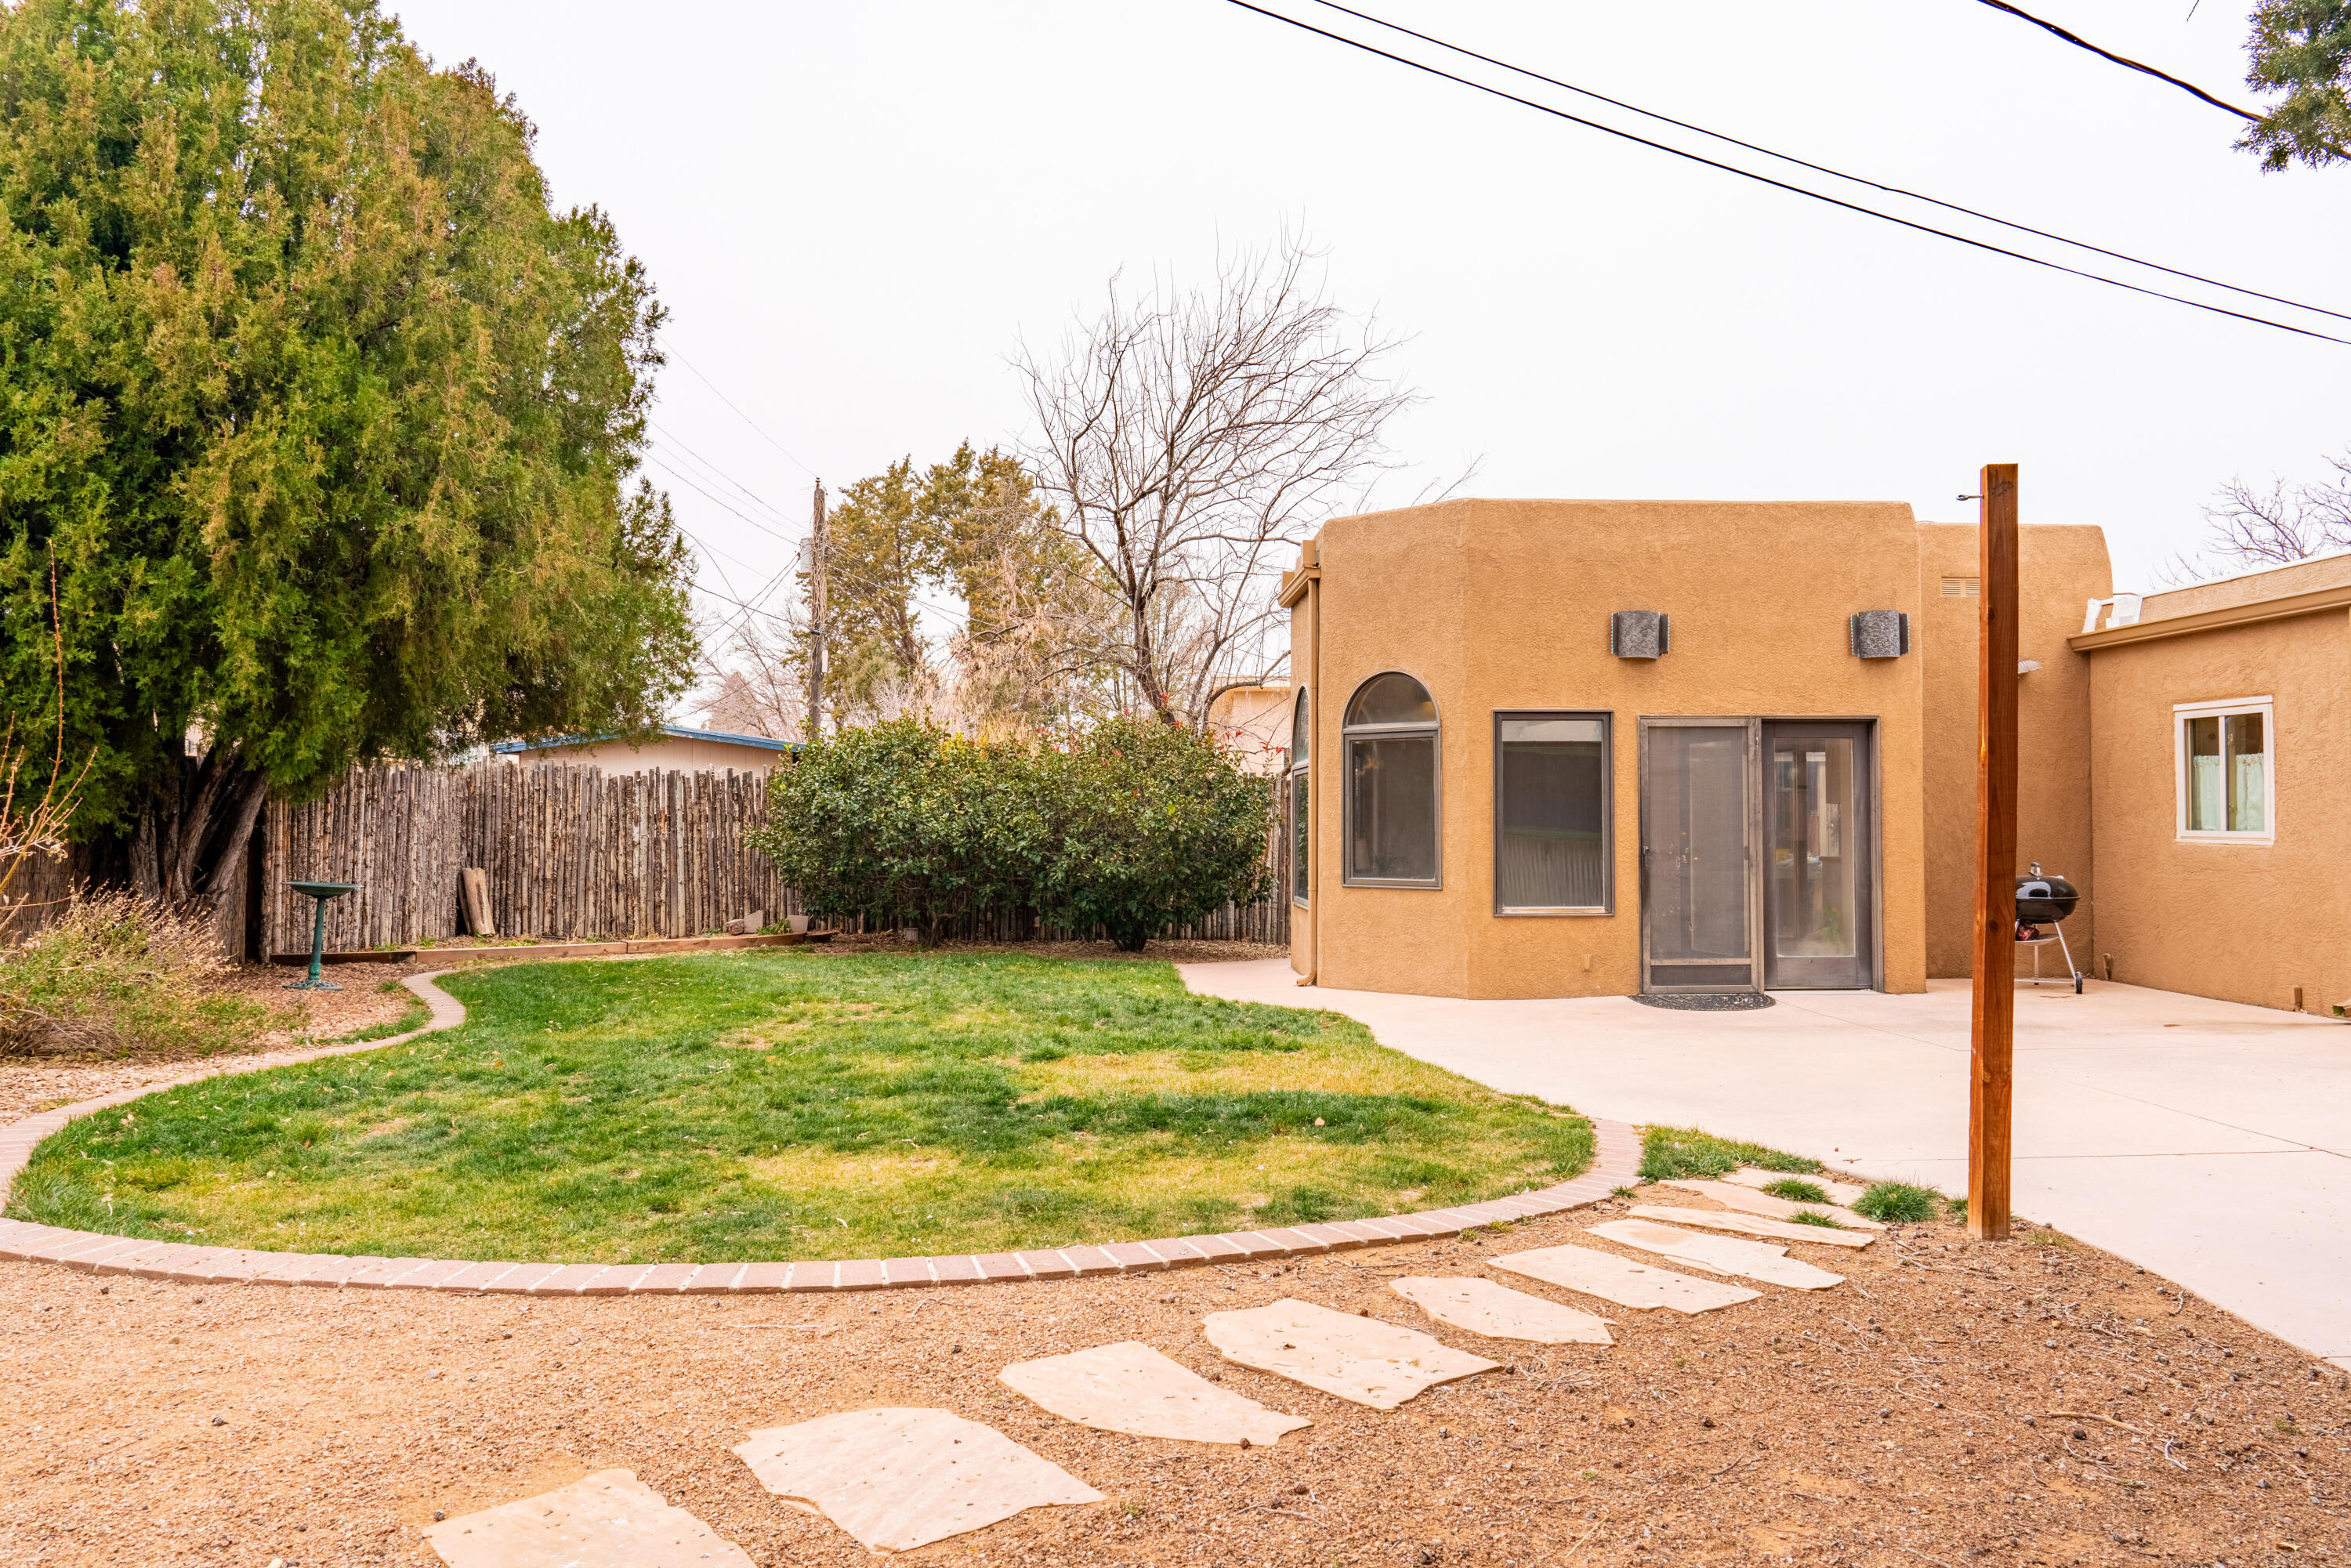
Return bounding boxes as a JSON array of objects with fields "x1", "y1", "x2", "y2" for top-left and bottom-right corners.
[
  {"x1": 1849, "y1": 610, "x2": 1911, "y2": 658},
  {"x1": 1610, "y1": 610, "x2": 1670, "y2": 659}
]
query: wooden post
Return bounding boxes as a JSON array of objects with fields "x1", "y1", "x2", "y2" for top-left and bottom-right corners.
[{"x1": 1969, "y1": 462, "x2": 2020, "y2": 1241}]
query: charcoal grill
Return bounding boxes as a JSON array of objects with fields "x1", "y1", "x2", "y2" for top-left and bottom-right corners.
[{"x1": 2015, "y1": 861, "x2": 2082, "y2": 993}]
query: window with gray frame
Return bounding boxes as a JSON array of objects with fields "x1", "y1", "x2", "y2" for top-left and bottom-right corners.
[
  {"x1": 1290, "y1": 688, "x2": 1310, "y2": 904},
  {"x1": 1494, "y1": 713, "x2": 1611, "y2": 913},
  {"x1": 1343, "y1": 672, "x2": 1440, "y2": 885}
]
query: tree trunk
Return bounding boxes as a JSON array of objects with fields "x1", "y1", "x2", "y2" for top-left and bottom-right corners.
[{"x1": 121, "y1": 740, "x2": 269, "y2": 922}]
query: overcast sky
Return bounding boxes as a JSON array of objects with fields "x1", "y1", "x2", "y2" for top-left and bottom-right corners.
[{"x1": 389, "y1": 0, "x2": 2351, "y2": 692}]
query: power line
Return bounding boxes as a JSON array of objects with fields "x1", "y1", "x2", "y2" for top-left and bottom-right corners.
[
  {"x1": 645, "y1": 456, "x2": 806, "y2": 546},
  {"x1": 650, "y1": 421, "x2": 803, "y2": 529},
  {"x1": 670, "y1": 355, "x2": 821, "y2": 480},
  {"x1": 1302, "y1": 0, "x2": 2351, "y2": 327},
  {"x1": 693, "y1": 581, "x2": 805, "y2": 632},
  {"x1": 1969, "y1": 0, "x2": 2259, "y2": 120},
  {"x1": 1231, "y1": 0, "x2": 2351, "y2": 346}
]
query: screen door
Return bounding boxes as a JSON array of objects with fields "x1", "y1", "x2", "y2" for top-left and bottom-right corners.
[{"x1": 1640, "y1": 722, "x2": 1756, "y2": 992}]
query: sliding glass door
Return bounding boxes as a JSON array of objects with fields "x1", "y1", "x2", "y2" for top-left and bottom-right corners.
[{"x1": 1762, "y1": 722, "x2": 1875, "y2": 990}]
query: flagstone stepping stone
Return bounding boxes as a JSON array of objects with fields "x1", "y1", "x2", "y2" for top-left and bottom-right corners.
[
  {"x1": 1661, "y1": 1177, "x2": 1885, "y2": 1229},
  {"x1": 1491, "y1": 1244, "x2": 1762, "y2": 1314},
  {"x1": 1201, "y1": 1297, "x2": 1500, "y2": 1409},
  {"x1": 1725, "y1": 1166, "x2": 1871, "y2": 1207},
  {"x1": 1389, "y1": 1276, "x2": 1614, "y2": 1345},
  {"x1": 1590, "y1": 1219, "x2": 1846, "y2": 1290},
  {"x1": 421, "y1": 1468, "x2": 754, "y2": 1568},
  {"x1": 999, "y1": 1340, "x2": 1310, "y2": 1445},
  {"x1": 732, "y1": 1408, "x2": 1103, "y2": 1552},
  {"x1": 1628, "y1": 1203, "x2": 1875, "y2": 1249}
]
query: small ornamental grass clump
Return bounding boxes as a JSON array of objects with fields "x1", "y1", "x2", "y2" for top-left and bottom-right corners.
[
  {"x1": 1638, "y1": 1125, "x2": 1820, "y2": 1184},
  {"x1": 1760, "y1": 1177, "x2": 1831, "y2": 1204},
  {"x1": 1852, "y1": 1180, "x2": 1943, "y2": 1225},
  {"x1": 1784, "y1": 1209, "x2": 1848, "y2": 1229},
  {"x1": 0, "y1": 892, "x2": 281, "y2": 1058}
]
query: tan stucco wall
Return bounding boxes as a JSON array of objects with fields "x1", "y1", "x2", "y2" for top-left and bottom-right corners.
[
  {"x1": 1289, "y1": 571, "x2": 1321, "y2": 985},
  {"x1": 1290, "y1": 498, "x2": 1933, "y2": 1001},
  {"x1": 1918, "y1": 524, "x2": 2111, "y2": 977},
  {"x1": 2085, "y1": 610, "x2": 2351, "y2": 1012},
  {"x1": 2139, "y1": 551, "x2": 2351, "y2": 621},
  {"x1": 508, "y1": 737, "x2": 784, "y2": 775}
]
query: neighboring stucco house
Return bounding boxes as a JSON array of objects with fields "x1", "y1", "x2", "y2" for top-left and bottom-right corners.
[
  {"x1": 492, "y1": 724, "x2": 795, "y2": 774},
  {"x1": 1279, "y1": 498, "x2": 2342, "y2": 1014},
  {"x1": 1207, "y1": 680, "x2": 1293, "y2": 777}
]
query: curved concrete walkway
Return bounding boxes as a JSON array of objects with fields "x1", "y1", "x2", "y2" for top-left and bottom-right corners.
[
  {"x1": 0, "y1": 964, "x2": 1640, "y2": 1295},
  {"x1": 1180, "y1": 958, "x2": 2351, "y2": 1368}
]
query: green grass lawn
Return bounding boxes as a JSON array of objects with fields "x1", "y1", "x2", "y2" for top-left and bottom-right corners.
[{"x1": 6, "y1": 951, "x2": 1593, "y2": 1263}]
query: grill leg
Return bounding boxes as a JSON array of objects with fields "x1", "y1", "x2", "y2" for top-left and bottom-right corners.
[{"x1": 2055, "y1": 924, "x2": 2081, "y2": 994}]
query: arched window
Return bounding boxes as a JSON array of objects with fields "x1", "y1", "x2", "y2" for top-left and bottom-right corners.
[
  {"x1": 1343, "y1": 672, "x2": 1440, "y2": 886},
  {"x1": 1290, "y1": 689, "x2": 1311, "y2": 905}
]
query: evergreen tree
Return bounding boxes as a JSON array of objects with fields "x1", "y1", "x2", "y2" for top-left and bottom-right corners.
[
  {"x1": 0, "y1": 0, "x2": 695, "y2": 905},
  {"x1": 2241, "y1": 1, "x2": 2351, "y2": 168}
]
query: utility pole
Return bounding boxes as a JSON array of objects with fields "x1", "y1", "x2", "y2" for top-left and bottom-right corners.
[
  {"x1": 1969, "y1": 462, "x2": 2020, "y2": 1241},
  {"x1": 806, "y1": 480, "x2": 828, "y2": 742}
]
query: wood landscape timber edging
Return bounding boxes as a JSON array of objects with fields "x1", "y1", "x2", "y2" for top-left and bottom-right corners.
[{"x1": 0, "y1": 957, "x2": 1641, "y2": 1297}]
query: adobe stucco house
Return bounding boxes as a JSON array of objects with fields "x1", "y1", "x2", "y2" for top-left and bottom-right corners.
[{"x1": 1280, "y1": 498, "x2": 2342, "y2": 1013}]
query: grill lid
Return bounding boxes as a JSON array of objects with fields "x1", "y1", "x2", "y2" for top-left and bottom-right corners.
[{"x1": 2015, "y1": 871, "x2": 2079, "y2": 924}]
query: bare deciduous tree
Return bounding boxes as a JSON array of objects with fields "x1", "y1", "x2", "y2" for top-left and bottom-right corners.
[
  {"x1": 696, "y1": 601, "x2": 806, "y2": 740},
  {"x1": 1016, "y1": 236, "x2": 1417, "y2": 728},
  {"x1": 2176, "y1": 450, "x2": 2351, "y2": 582}
]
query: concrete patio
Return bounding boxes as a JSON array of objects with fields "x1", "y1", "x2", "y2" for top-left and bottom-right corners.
[{"x1": 1180, "y1": 960, "x2": 2351, "y2": 1367}]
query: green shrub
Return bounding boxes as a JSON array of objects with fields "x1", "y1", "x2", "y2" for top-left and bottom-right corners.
[
  {"x1": 1852, "y1": 1180, "x2": 1942, "y2": 1223},
  {"x1": 751, "y1": 715, "x2": 1272, "y2": 951},
  {"x1": 0, "y1": 892, "x2": 281, "y2": 1058},
  {"x1": 1032, "y1": 719, "x2": 1272, "y2": 951},
  {"x1": 748, "y1": 719, "x2": 1046, "y2": 944},
  {"x1": 1638, "y1": 1125, "x2": 1822, "y2": 1182},
  {"x1": 1761, "y1": 1177, "x2": 1831, "y2": 1204}
]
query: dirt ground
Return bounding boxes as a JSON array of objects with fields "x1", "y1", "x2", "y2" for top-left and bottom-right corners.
[{"x1": 2, "y1": 1184, "x2": 2345, "y2": 1568}]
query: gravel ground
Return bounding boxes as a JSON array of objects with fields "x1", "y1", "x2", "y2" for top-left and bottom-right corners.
[
  {"x1": 0, "y1": 966, "x2": 419, "y2": 1124},
  {"x1": 3, "y1": 1186, "x2": 2344, "y2": 1568}
]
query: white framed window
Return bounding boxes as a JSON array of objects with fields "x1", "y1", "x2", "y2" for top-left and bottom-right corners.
[{"x1": 2175, "y1": 697, "x2": 2273, "y2": 843}]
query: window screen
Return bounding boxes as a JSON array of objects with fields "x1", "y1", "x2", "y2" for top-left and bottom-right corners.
[
  {"x1": 1495, "y1": 715, "x2": 1610, "y2": 911},
  {"x1": 1342, "y1": 673, "x2": 1440, "y2": 886}
]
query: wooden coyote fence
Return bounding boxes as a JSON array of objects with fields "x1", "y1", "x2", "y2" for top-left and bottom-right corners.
[
  {"x1": 254, "y1": 761, "x2": 1288, "y2": 958},
  {"x1": 258, "y1": 762, "x2": 792, "y2": 958}
]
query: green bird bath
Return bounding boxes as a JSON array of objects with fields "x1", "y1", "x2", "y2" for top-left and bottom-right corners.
[{"x1": 285, "y1": 880, "x2": 360, "y2": 990}]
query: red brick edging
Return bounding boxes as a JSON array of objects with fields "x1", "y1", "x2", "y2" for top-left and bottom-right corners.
[{"x1": 0, "y1": 965, "x2": 1643, "y2": 1296}]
